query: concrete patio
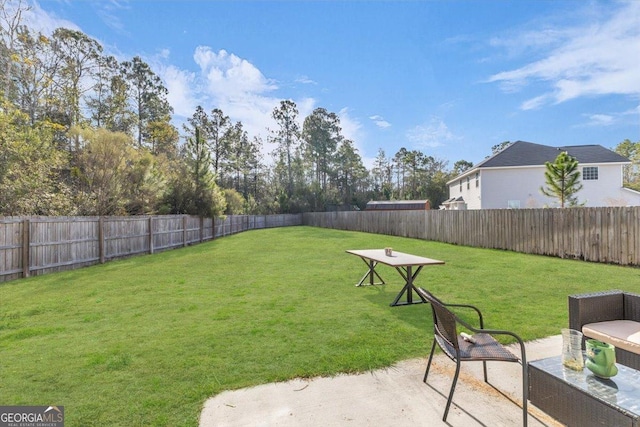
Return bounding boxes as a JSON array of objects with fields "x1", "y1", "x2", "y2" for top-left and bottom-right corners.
[{"x1": 200, "y1": 335, "x2": 564, "y2": 427}]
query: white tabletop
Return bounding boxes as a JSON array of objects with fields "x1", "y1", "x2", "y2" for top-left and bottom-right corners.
[{"x1": 346, "y1": 249, "x2": 445, "y2": 267}]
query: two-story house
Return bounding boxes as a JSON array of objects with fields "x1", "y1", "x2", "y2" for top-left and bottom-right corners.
[{"x1": 444, "y1": 141, "x2": 640, "y2": 209}]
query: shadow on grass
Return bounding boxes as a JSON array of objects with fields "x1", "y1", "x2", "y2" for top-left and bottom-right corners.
[{"x1": 361, "y1": 284, "x2": 431, "y2": 332}]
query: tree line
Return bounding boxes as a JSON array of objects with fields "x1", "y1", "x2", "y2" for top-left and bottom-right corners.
[
  {"x1": 1, "y1": 1, "x2": 638, "y2": 217},
  {"x1": 0, "y1": 2, "x2": 466, "y2": 217}
]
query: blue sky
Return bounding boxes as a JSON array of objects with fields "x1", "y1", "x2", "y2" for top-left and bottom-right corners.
[{"x1": 26, "y1": 0, "x2": 640, "y2": 168}]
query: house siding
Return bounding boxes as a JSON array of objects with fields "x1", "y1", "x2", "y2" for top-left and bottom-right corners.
[
  {"x1": 450, "y1": 163, "x2": 640, "y2": 209},
  {"x1": 481, "y1": 167, "x2": 550, "y2": 209},
  {"x1": 460, "y1": 172, "x2": 482, "y2": 209},
  {"x1": 584, "y1": 163, "x2": 640, "y2": 206}
]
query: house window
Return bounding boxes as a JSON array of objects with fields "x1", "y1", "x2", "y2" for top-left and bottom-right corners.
[
  {"x1": 475, "y1": 172, "x2": 479, "y2": 188},
  {"x1": 466, "y1": 177, "x2": 470, "y2": 189},
  {"x1": 583, "y1": 166, "x2": 598, "y2": 180},
  {"x1": 459, "y1": 180, "x2": 462, "y2": 192}
]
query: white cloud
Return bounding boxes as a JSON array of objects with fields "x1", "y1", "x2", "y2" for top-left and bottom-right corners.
[
  {"x1": 157, "y1": 64, "x2": 198, "y2": 119},
  {"x1": 24, "y1": 1, "x2": 127, "y2": 60},
  {"x1": 521, "y1": 94, "x2": 553, "y2": 111},
  {"x1": 193, "y1": 47, "x2": 278, "y2": 99},
  {"x1": 338, "y1": 107, "x2": 363, "y2": 144},
  {"x1": 625, "y1": 104, "x2": 640, "y2": 117},
  {"x1": 176, "y1": 47, "x2": 284, "y2": 141},
  {"x1": 23, "y1": 1, "x2": 81, "y2": 34},
  {"x1": 296, "y1": 97, "x2": 317, "y2": 120},
  {"x1": 157, "y1": 48, "x2": 274, "y2": 135},
  {"x1": 369, "y1": 115, "x2": 391, "y2": 129},
  {"x1": 150, "y1": 46, "x2": 325, "y2": 163},
  {"x1": 158, "y1": 48, "x2": 170, "y2": 60},
  {"x1": 584, "y1": 114, "x2": 615, "y2": 127},
  {"x1": 406, "y1": 117, "x2": 456, "y2": 149},
  {"x1": 295, "y1": 75, "x2": 317, "y2": 85},
  {"x1": 488, "y1": 1, "x2": 640, "y2": 109},
  {"x1": 488, "y1": 28, "x2": 569, "y2": 58},
  {"x1": 95, "y1": 0, "x2": 130, "y2": 35},
  {"x1": 25, "y1": 0, "x2": 128, "y2": 37}
]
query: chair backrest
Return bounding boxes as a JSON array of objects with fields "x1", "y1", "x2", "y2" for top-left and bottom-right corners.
[{"x1": 417, "y1": 288, "x2": 459, "y2": 352}]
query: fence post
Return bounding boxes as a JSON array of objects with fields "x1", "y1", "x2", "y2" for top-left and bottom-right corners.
[
  {"x1": 99, "y1": 217, "x2": 105, "y2": 264},
  {"x1": 183, "y1": 215, "x2": 188, "y2": 247},
  {"x1": 200, "y1": 216, "x2": 204, "y2": 242},
  {"x1": 22, "y1": 219, "x2": 30, "y2": 278},
  {"x1": 149, "y1": 216, "x2": 154, "y2": 254}
]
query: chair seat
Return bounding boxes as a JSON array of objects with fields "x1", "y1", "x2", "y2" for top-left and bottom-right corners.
[{"x1": 437, "y1": 333, "x2": 520, "y2": 362}]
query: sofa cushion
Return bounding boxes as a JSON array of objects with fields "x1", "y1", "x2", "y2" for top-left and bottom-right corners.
[{"x1": 583, "y1": 320, "x2": 640, "y2": 355}]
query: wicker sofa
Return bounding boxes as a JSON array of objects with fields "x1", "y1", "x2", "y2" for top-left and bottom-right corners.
[{"x1": 569, "y1": 290, "x2": 640, "y2": 370}]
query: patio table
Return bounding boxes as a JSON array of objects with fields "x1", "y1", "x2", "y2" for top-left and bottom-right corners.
[
  {"x1": 346, "y1": 249, "x2": 444, "y2": 306},
  {"x1": 529, "y1": 355, "x2": 640, "y2": 426}
]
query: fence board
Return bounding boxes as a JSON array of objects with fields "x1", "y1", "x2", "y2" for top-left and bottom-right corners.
[{"x1": 0, "y1": 219, "x2": 22, "y2": 280}]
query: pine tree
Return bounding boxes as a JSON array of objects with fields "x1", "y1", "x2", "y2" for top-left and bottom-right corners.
[{"x1": 540, "y1": 151, "x2": 583, "y2": 207}]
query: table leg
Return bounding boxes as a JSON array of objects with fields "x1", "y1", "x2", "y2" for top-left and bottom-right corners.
[
  {"x1": 355, "y1": 257, "x2": 385, "y2": 287},
  {"x1": 390, "y1": 265, "x2": 426, "y2": 306}
]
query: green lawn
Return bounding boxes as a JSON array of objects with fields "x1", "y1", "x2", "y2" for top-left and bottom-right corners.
[{"x1": 1, "y1": 226, "x2": 638, "y2": 426}]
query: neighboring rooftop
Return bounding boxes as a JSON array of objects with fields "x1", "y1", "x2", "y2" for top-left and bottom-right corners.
[
  {"x1": 365, "y1": 200, "x2": 431, "y2": 210},
  {"x1": 477, "y1": 141, "x2": 630, "y2": 169}
]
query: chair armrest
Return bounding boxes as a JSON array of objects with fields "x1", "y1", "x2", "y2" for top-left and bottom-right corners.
[
  {"x1": 442, "y1": 302, "x2": 484, "y2": 329},
  {"x1": 568, "y1": 290, "x2": 624, "y2": 332},
  {"x1": 481, "y1": 328, "x2": 527, "y2": 365},
  {"x1": 623, "y1": 292, "x2": 640, "y2": 321}
]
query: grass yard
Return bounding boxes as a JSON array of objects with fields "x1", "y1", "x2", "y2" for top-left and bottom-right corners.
[{"x1": 1, "y1": 225, "x2": 639, "y2": 426}]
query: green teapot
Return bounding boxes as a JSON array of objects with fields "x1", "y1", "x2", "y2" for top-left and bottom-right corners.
[{"x1": 585, "y1": 339, "x2": 618, "y2": 379}]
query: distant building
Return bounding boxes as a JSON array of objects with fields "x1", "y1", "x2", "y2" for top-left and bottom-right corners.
[
  {"x1": 365, "y1": 200, "x2": 431, "y2": 211},
  {"x1": 446, "y1": 141, "x2": 640, "y2": 209},
  {"x1": 440, "y1": 196, "x2": 466, "y2": 210}
]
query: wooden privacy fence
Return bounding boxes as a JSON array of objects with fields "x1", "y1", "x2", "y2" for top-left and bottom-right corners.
[
  {"x1": 0, "y1": 214, "x2": 302, "y2": 282},
  {"x1": 303, "y1": 207, "x2": 640, "y2": 266}
]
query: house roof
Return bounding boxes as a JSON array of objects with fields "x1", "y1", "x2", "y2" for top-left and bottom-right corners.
[
  {"x1": 448, "y1": 141, "x2": 630, "y2": 184},
  {"x1": 365, "y1": 200, "x2": 430, "y2": 210},
  {"x1": 477, "y1": 140, "x2": 629, "y2": 168}
]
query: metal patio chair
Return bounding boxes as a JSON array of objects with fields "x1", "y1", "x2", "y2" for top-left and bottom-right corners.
[{"x1": 417, "y1": 287, "x2": 528, "y2": 427}]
